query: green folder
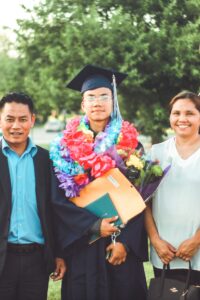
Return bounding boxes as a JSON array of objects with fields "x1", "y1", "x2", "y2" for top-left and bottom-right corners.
[{"x1": 85, "y1": 193, "x2": 122, "y2": 244}]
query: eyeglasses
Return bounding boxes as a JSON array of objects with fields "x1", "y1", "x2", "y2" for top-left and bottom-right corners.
[{"x1": 84, "y1": 94, "x2": 112, "y2": 103}]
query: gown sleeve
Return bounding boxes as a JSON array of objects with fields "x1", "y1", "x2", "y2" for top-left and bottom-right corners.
[
  {"x1": 51, "y1": 169, "x2": 99, "y2": 251},
  {"x1": 117, "y1": 212, "x2": 148, "y2": 261}
]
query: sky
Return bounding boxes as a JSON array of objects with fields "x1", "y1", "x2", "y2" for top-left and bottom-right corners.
[{"x1": 0, "y1": 0, "x2": 39, "y2": 39}]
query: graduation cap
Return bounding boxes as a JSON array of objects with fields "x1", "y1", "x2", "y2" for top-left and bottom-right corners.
[{"x1": 66, "y1": 64, "x2": 127, "y2": 121}]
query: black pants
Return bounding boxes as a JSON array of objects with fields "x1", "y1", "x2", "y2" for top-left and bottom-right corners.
[
  {"x1": 154, "y1": 267, "x2": 200, "y2": 285},
  {"x1": 0, "y1": 248, "x2": 49, "y2": 300}
]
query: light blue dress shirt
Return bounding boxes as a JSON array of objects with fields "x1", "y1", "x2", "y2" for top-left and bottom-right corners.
[{"x1": 2, "y1": 138, "x2": 45, "y2": 244}]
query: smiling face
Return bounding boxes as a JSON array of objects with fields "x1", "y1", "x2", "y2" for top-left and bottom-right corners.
[
  {"x1": 0, "y1": 102, "x2": 35, "y2": 154},
  {"x1": 170, "y1": 98, "x2": 200, "y2": 138},
  {"x1": 81, "y1": 87, "x2": 113, "y2": 124}
]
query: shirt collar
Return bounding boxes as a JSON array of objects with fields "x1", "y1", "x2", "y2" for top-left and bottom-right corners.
[{"x1": 2, "y1": 137, "x2": 37, "y2": 157}]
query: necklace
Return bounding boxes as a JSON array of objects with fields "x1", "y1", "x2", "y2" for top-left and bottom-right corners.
[{"x1": 50, "y1": 116, "x2": 139, "y2": 198}]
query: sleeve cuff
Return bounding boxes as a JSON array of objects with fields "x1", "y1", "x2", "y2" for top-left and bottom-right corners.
[{"x1": 88, "y1": 219, "x2": 102, "y2": 235}]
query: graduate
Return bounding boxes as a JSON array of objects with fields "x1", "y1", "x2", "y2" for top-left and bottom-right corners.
[{"x1": 50, "y1": 65, "x2": 148, "y2": 300}]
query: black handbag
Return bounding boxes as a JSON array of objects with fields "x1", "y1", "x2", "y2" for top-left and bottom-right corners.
[{"x1": 147, "y1": 261, "x2": 200, "y2": 300}]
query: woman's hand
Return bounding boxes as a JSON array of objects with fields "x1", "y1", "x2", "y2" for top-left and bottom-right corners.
[
  {"x1": 100, "y1": 216, "x2": 119, "y2": 237},
  {"x1": 145, "y1": 205, "x2": 176, "y2": 265},
  {"x1": 152, "y1": 237, "x2": 176, "y2": 265},
  {"x1": 176, "y1": 236, "x2": 200, "y2": 261},
  {"x1": 106, "y1": 242, "x2": 127, "y2": 265}
]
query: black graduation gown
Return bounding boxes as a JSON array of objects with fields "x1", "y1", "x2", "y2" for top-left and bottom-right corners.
[{"x1": 51, "y1": 174, "x2": 148, "y2": 300}]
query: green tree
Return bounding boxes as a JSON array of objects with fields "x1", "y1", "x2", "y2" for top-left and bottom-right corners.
[
  {"x1": 14, "y1": 0, "x2": 200, "y2": 139},
  {"x1": 0, "y1": 35, "x2": 19, "y2": 96}
]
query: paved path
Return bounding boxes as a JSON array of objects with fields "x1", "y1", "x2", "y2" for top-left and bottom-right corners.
[{"x1": 30, "y1": 127, "x2": 61, "y2": 146}]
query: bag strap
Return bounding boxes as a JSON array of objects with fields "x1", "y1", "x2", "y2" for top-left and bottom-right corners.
[
  {"x1": 184, "y1": 260, "x2": 192, "y2": 291},
  {"x1": 160, "y1": 261, "x2": 192, "y2": 296},
  {"x1": 159, "y1": 264, "x2": 168, "y2": 296}
]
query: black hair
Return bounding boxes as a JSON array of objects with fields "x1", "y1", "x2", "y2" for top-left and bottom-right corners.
[
  {"x1": 0, "y1": 92, "x2": 34, "y2": 114},
  {"x1": 169, "y1": 91, "x2": 200, "y2": 113}
]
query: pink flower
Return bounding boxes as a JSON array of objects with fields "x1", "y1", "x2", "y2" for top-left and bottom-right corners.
[{"x1": 64, "y1": 117, "x2": 80, "y2": 133}]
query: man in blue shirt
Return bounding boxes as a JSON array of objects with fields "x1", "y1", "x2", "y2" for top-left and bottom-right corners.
[{"x1": 0, "y1": 92, "x2": 66, "y2": 300}]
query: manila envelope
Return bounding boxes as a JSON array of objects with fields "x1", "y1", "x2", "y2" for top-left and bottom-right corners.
[{"x1": 70, "y1": 168, "x2": 146, "y2": 224}]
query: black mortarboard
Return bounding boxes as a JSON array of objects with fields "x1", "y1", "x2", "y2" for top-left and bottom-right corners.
[
  {"x1": 66, "y1": 64, "x2": 127, "y2": 93},
  {"x1": 66, "y1": 65, "x2": 127, "y2": 121}
]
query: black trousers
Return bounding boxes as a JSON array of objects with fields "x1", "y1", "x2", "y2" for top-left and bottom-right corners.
[
  {"x1": 0, "y1": 248, "x2": 49, "y2": 300},
  {"x1": 154, "y1": 267, "x2": 200, "y2": 285}
]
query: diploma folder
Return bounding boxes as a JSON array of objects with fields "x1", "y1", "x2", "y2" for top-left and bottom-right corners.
[
  {"x1": 70, "y1": 168, "x2": 146, "y2": 225},
  {"x1": 86, "y1": 193, "x2": 122, "y2": 226},
  {"x1": 86, "y1": 193, "x2": 122, "y2": 244}
]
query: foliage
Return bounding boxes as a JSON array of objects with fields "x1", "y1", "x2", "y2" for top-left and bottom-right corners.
[
  {"x1": 1, "y1": 0, "x2": 199, "y2": 140},
  {"x1": 0, "y1": 35, "x2": 19, "y2": 97}
]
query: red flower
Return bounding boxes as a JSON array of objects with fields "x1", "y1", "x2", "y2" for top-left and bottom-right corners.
[
  {"x1": 74, "y1": 173, "x2": 89, "y2": 186},
  {"x1": 91, "y1": 155, "x2": 116, "y2": 178},
  {"x1": 79, "y1": 152, "x2": 97, "y2": 169},
  {"x1": 117, "y1": 121, "x2": 139, "y2": 154},
  {"x1": 62, "y1": 130, "x2": 94, "y2": 162},
  {"x1": 62, "y1": 131, "x2": 88, "y2": 146}
]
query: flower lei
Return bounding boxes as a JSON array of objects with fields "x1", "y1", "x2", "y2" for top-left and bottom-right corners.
[{"x1": 50, "y1": 116, "x2": 139, "y2": 198}]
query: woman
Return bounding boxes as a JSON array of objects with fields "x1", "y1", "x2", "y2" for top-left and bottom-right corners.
[{"x1": 145, "y1": 91, "x2": 200, "y2": 284}]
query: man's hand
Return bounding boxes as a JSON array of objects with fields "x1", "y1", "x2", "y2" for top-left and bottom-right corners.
[
  {"x1": 50, "y1": 258, "x2": 67, "y2": 281},
  {"x1": 100, "y1": 216, "x2": 119, "y2": 237},
  {"x1": 152, "y1": 237, "x2": 176, "y2": 265},
  {"x1": 106, "y1": 242, "x2": 127, "y2": 265}
]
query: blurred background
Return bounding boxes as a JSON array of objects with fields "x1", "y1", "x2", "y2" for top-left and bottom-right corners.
[
  {"x1": 0, "y1": 0, "x2": 200, "y2": 298},
  {"x1": 1, "y1": 0, "x2": 199, "y2": 149}
]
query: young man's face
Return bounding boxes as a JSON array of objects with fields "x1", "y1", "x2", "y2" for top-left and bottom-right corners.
[
  {"x1": 0, "y1": 102, "x2": 35, "y2": 153},
  {"x1": 81, "y1": 87, "x2": 113, "y2": 123}
]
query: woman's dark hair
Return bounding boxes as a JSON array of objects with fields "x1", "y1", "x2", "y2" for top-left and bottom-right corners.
[
  {"x1": 169, "y1": 91, "x2": 200, "y2": 113},
  {"x1": 0, "y1": 92, "x2": 34, "y2": 114}
]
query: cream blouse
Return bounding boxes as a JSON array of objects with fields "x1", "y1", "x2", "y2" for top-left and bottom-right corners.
[{"x1": 150, "y1": 137, "x2": 200, "y2": 270}]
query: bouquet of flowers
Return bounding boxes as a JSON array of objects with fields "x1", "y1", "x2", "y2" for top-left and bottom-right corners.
[{"x1": 124, "y1": 150, "x2": 170, "y2": 201}]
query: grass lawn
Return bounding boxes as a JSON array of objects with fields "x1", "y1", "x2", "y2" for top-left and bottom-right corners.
[
  {"x1": 144, "y1": 261, "x2": 154, "y2": 284},
  {"x1": 48, "y1": 280, "x2": 61, "y2": 300},
  {"x1": 47, "y1": 262, "x2": 153, "y2": 300}
]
